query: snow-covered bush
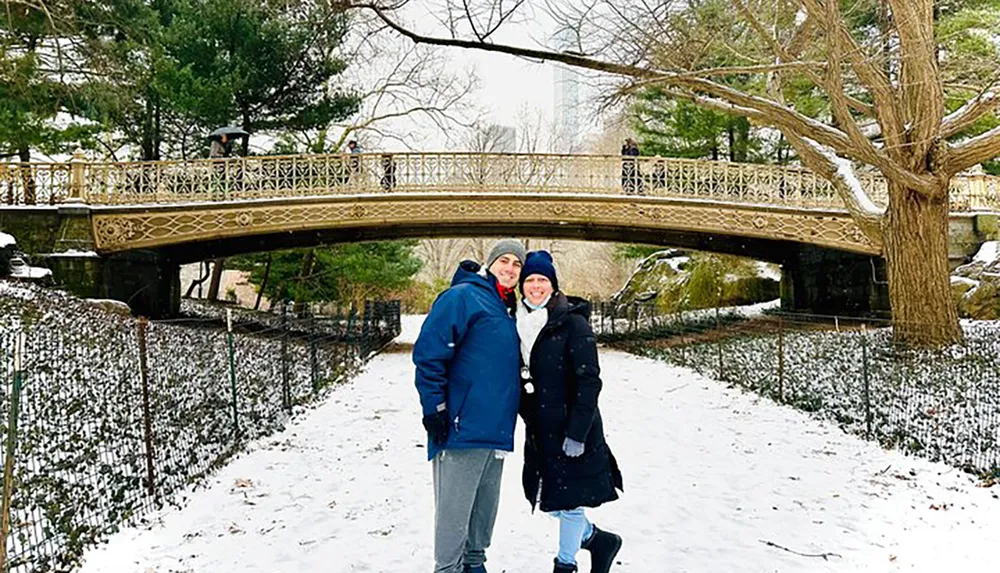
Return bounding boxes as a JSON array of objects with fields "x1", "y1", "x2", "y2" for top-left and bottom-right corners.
[
  {"x1": 620, "y1": 316, "x2": 1000, "y2": 477},
  {"x1": 0, "y1": 282, "x2": 400, "y2": 572}
]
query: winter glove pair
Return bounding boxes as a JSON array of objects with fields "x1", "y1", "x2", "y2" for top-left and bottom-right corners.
[
  {"x1": 562, "y1": 437, "x2": 585, "y2": 458},
  {"x1": 423, "y1": 409, "x2": 450, "y2": 445}
]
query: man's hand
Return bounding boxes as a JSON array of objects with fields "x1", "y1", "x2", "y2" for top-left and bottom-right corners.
[
  {"x1": 563, "y1": 437, "x2": 585, "y2": 458},
  {"x1": 423, "y1": 409, "x2": 450, "y2": 445}
]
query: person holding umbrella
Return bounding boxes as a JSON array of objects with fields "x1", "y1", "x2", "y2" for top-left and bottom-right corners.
[
  {"x1": 207, "y1": 126, "x2": 249, "y2": 199},
  {"x1": 208, "y1": 126, "x2": 250, "y2": 158}
]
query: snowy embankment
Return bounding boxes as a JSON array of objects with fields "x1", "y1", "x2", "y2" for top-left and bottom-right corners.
[{"x1": 79, "y1": 315, "x2": 999, "y2": 573}]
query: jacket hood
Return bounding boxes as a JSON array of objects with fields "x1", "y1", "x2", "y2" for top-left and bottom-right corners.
[
  {"x1": 450, "y1": 260, "x2": 491, "y2": 288},
  {"x1": 545, "y1": 292, "x2": 591, "y2": 326}
]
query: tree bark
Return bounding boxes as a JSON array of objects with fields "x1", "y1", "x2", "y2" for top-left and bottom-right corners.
[
  {"x1": 17, "y1": 147, "x2": 36, "y2": 205},
  {"x1": 883, "y1": 181, "x2": 962, "y2": 346},
  {"x1": 207, "y1": 258, "x2": 226, "y2": 302},
  {"x1": 184, "y1": 262, "x2": 211, "y2": 298},
  {"x1": 293, "y1": 249, "x2": 315, "y2": 316},
  {"x1": 255, "y1": 253, "x2": 272, "y2": 311},
  {"x1": 241, "y1": 106, "x2": 252, "y2": 156}
]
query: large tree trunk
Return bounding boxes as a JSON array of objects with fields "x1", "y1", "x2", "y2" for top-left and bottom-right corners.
[{"x1": 883, "y1": 181, "x2": 962, "y2": 346}]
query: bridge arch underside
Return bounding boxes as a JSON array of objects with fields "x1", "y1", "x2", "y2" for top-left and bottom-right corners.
[{"x1": 89, "y1": 194, "x2": 888, "y2": 318}]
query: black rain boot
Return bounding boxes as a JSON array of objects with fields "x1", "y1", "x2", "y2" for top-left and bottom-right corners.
[
  {"x1": 553, "y1": 558, "x2": 578, "y2": 572},
  {"x1": 581, "y1": 526, "x2": 622, "y2": 573}
]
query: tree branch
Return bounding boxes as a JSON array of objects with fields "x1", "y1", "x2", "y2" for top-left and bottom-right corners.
[
  {"x1": 947, "y1": 125, "x2": 1000, "y2": 175},
  {"x1": 731, "y1": 0, "x2": 873, "y2": 117},
  {"x1": 887, "y1": 0, "x2": 944, "y2": 163},
  {"x1": 798, "y1": 0, "x2": 905, "y2": 153},
  {"x1": 787, "y1": 134, "x2": 885, "y2": 243},
  {"x1": 818, "y1": 0, "x2": 939, "y2": 198},
  {"x1": 942, "y1": 89, "x2": 1000, "y2": 139},
  {"x1": 361, "y1": 2, "x2": 869, "y2": 157}
]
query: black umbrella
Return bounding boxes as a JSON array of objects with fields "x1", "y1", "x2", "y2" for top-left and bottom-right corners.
[{"x1": 207, "y1": 126, "x2": 249, "y2": 140}]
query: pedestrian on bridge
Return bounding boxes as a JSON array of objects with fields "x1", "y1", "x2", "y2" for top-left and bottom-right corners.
[
  {"x1": 346, "y1": 139, "x2": 363, "y2": 183},
  {"x1": 413, "y1": 239, "x2": 526, "y2": 573},
  {"x1": 516, "y1": 250, "x2": 624, "y2": 573},
  {"x1": 621, "y1": 138, "x2": 642, "y2": 195},
  {"x1": 380, "y1": 153, "x2": 396, "y2": 190}
]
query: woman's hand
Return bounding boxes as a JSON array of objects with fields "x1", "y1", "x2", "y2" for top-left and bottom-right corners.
[{"x1": 562, "y1": 437, "x2": 585, "y2": 458}]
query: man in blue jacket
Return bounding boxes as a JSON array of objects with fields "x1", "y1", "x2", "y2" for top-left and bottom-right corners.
[{"x1": 414, "y1": 238, "x2": 525, "y2": 573}]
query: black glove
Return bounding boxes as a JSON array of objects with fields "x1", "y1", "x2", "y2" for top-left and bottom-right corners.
[{"x1": 422, "y1": 410, "x2": 450, "y2": 445}]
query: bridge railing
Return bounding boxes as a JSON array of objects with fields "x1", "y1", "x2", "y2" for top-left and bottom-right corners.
[
  {"x1": 2, "y1": 152, "x2": 999, "y2": 212},
  {"x1": 0, "y1": 161, "x2": 72, "y2": 206}
]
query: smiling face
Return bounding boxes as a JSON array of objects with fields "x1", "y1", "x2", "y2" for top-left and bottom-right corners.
[
  {"x1": 522, "y1": 274, "x2": 554, "y2": 307},
  {"x1": 488, "y1": 253, "x2": 522, "y2": 289}
]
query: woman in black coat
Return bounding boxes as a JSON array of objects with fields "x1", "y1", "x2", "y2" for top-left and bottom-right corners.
[{"x1": 516, "y1": 251, "x2": 624, "y2": 573}]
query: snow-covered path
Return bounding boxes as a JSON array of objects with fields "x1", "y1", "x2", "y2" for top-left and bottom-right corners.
[{"x1": 79, "y1": 315, "x2": 998, "y2": 572}]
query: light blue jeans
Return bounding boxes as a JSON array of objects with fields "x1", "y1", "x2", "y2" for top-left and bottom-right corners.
[{"x1": 548, "y1": 508, "x2": 594, "y2": 566}]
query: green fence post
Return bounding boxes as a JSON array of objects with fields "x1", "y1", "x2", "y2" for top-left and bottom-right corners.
[
  {"x1": 862, "y1": 323, "x2": 872, "y2": 439},
  {"x1": 281, "y1": 302, "x2": 291, "y2": 413},
  {"x1": 136, "y1": 318, "x2": 157, "y2": 499},
  {"x1": 716, "y1": 304, "x2": 724, "y2": 380},
  {"x1": 0, "y1": 332, "x2": 26, "y2": 573},
  {"x1": 777, "y1": 316, "x2": 785, "y2": 403},
  {"x1": 227, "y1": 309, "x2": 240, "y2": 441},
  {"x1": 310, "y1": 316, "x2": 319, "y2": 396}
]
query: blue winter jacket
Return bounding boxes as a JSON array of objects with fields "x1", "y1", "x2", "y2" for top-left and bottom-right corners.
[{"x1": 413, "y1": 261, "x2": 521, "y2": 461}]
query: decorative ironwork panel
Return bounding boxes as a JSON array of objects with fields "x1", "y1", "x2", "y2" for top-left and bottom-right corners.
[
  {"x1": 92, "y1": 195, "x2": 881, "y2": 255},
  {"x1": 0, "y1": 162, "x2": 71, "y2": 205}
]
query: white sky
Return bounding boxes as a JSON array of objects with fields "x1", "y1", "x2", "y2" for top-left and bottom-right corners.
[{"x1": 377, "y1": 0, "x2": 599, "y2": 151}]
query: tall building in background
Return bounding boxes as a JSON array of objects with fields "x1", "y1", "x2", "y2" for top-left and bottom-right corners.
[
  {"x1": 553, "y1": 28, "x2": 581, "y2": 153},
  {"x1": 492, "y1": 125, "x2": 517, "y2": 152}
]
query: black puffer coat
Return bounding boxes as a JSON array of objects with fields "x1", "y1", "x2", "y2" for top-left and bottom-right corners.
[{"x1": 519, "y1": 294, "x2": 623, "y2": 513}]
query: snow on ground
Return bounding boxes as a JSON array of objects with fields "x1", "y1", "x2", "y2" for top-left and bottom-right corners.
[
  {"x1": 78, "y1": 316, "x2": 998, "y2": 573},
  {"x1": 754, "y1": 260, "x2": 782, "y2": 281},
  {"x1": 47, "y1": 249, "x2": 100, "y2": 258},
  {"x1": 8, "y1": 262, "x2": 52, "y2": 279}
]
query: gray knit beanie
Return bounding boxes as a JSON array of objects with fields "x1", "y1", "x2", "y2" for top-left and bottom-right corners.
[{"x1": 485, "y1": 238, "x2": 526, "y2": 269}]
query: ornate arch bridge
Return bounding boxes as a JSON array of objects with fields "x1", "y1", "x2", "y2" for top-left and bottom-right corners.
[{"x1": 2, "y1": 152, "x2": 998, "y2": 317}]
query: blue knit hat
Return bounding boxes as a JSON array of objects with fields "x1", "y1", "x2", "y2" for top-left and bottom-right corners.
[{"x1": 519, "y1": 250, "x2": 559, "y2": 294}]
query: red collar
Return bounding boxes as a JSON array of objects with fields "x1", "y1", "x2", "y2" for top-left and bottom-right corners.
[{"x1": 495, "y1": 281, "x2": 515, "y2": 300}]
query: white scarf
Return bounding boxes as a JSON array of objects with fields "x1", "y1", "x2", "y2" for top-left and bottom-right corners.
[{"x1": 516, "y1": 300, "x2": 548, "y2": 370}]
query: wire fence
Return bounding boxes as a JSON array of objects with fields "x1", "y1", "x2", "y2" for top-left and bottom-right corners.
[
  {"x1": 0, "y1": 285, "x2": 400, "y2": 572},
  {"x1": 590, "y1": 302, "x2": 1000, "y2": 478}
]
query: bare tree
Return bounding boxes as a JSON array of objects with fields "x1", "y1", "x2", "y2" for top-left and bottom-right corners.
[
  {"x1": 283, "y1": 9, "x2": 480, "y2": 153},
  {"x1": 352, "y1": 0, "x2": 1000, "y2": 346},
  {"x1": 417, "y1": 238, "x2": 472, "y2": 282},
  {"x1": 464, "y1": 121, "x2": 517, "y2": 152}
]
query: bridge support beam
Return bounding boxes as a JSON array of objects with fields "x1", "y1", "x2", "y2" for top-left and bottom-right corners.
[
  {"x1": 780, "y1": 246, "x2": 890, "y2": 318},
  {"x1": 47, "y1": 250, "x2": 181, "y2": 318}
]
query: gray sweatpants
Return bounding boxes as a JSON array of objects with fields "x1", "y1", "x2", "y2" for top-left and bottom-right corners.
[{"x1": 432, "y1": 449, "x2": 504, "y2": 573}]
